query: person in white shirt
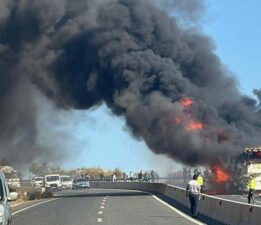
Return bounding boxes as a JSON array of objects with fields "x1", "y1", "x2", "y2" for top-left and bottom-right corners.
[
  {"x1": 112, "y1": 174, "x2": 116, "y2": 182},
  {"x1": 186, "y1": 174, "x2": 201, "y2": 218}
]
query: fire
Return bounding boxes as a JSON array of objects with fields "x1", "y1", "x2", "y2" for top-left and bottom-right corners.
[
  {"x1": 212, "y1": 166, "x2": 230, "y2": 183},
  {"x1": 186, "y1": 121, "x2": 204, "y2": 131},
  {"x1": 166, "y1": 97, "x2": 205, "y2": 132},
  {"x1": 180, "y1": 97, "x2": 193, "y2": 108}
]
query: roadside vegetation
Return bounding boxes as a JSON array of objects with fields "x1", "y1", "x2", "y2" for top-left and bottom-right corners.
[{"x1": 29, "y1": 163, "x2": 123, "y2": 178}]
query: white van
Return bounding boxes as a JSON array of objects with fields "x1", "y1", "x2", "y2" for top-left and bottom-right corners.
[
  {"x1": 44, "y1": 174, "x2": 62, "y2": 191},
  {"x1": 0, "y1": 171, "x2": 18, "y2": 225},
  {"x1": 60, "y1": 175, "x2": 73, "y2": 189},
  {"x1": 31, "y1": 176, "x2": 44, "y2": 187}
]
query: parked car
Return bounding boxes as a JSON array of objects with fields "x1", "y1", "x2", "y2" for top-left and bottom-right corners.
[
  {"x1": 0, "y1": 171, "x2": 18, "y2": 225},
  {"x1": 61, "y1": 175, "x2": 73, "y2": 189},
  {"x1": 31, "y1": 176, "x2": 44, "y2": 187},
  {"x1": 72, "y1": 178, "x2": 90, "y2": 190},
  {"x1": 44, "y1": 174, "x2": 62, "y2": 191}
]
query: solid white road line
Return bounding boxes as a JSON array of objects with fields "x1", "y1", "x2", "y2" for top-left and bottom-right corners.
[
  {"x1": 152, "y1": 195, "x2": 205, "y2": 225},
  {"x1": 13, "y1": 198, "x2": 60, "y2": 216},
  {"x1": 97, "y1": 218, "x2": 102, "y2": 223},
  {"x1": 98, "y1": 211, "x2": 103, "y2": 215}
]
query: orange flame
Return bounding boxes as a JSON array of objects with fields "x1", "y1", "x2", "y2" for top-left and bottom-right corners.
[
  {"x1": 186, "y1": 121, "x2": 204, "y2": 131},
  {"x1": 180, "y1": 97, "x2": 193, "y2": 108},
  {"x1": 167, "y1": 97, "x2": 205, "y2": 132},
  {"x1": 212, "y1": 166, "x2": 230, "y2": 183}
]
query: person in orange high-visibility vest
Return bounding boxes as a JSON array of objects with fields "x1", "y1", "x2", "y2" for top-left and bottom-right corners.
[{"x1": 248, "y1": 175, "x2": 256, "y2": 204}]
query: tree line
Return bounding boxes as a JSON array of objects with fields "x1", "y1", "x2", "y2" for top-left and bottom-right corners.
[{"x1": 29, "y1": 162, "x2": 123, "y2": 178}]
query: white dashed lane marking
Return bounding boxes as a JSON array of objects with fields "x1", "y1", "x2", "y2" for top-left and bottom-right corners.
[{"x1": 97, "y1": 196, "x2": 109, "y2": 223}]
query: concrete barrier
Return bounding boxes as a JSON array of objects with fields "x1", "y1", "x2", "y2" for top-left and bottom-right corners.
[{"x1": 90, "y1": 181, "x2": 261, "y2": 225}]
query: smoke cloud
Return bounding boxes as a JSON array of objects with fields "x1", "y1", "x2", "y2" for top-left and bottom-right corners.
[
  {"x1": 0, "y1": 0, "x2": 260, "y2": 168},
  {"x1": 154, "y1": 0, "x2": 207, "y2": 22}
]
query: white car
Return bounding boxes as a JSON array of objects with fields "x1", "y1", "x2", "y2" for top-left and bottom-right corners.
[
  {"x1": 0, "y1": 171, "x2": 18, "y2": 225},
  {"x1": 72, "y1": 178, "x2": 90, "y2": 190},
  {"x1": 31, "y1": 177, "x2": 44, "y2": 187},
  {"x1": 44, "y1": 174, "x2": 62, "y2": 191},
  {"x1": 61, "y1": 175, "x2": 73, "y2": 189}
]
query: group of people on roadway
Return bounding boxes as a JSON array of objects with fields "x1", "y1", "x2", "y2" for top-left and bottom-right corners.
[{"x1": 186, "y1": 172, "x2": 256, "y2": 218}]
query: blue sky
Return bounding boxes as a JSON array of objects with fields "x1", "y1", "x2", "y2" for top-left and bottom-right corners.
[
  {"x1": 203, "y1": 0, "x2": 261, "y2": 96},
  {"x1": 62, "y1": 1, "x2": 261, "y2": 175}
]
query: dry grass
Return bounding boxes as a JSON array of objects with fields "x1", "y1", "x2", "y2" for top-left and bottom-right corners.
[{"x1": 10, "y1": 197, "x2": 28, "y2": 207}]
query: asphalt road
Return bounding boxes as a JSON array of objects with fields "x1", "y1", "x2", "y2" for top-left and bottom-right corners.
[{"x1": 12, "y1": 189, "x2": 208, "y2": 225}]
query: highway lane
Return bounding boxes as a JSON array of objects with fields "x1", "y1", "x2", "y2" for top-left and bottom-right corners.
[{"x1": 12, "y1": 189, "x2": 206, "y2": 225}]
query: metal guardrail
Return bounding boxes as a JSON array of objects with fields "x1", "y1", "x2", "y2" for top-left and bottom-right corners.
[
  {"x1": 89, "y1": 177, "x2": 186, "y2": 189},
  {"x1": 19, "y1": 177, "x2": 187, "y2": 191}
]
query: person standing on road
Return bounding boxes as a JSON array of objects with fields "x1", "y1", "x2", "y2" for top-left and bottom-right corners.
[
  {"x1": 248, "y1": 175, "x2": 256, "y2": 204},
  {"x1": 138, "y1": 170, "x2": 143, "y2": 182},
  {"x1": 129, "y1": 171, "x2": 133, "y2": 182},
  {"x1": 197, "y1": 172, "x2": 204, "y2": 193},
  {"x1": 123, "y1": 172, "x2": 128, "y2": 181},
  {"x1": 112, "y1": 173, "x2": 117, "y2": 182},
  {"x1": 186, "y1": 174, "x2": 201, "y2": 218}
]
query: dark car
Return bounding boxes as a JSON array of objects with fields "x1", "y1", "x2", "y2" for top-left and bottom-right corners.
[{"x1": 72, "y1": 178, "x2": 90, "y2": 190}]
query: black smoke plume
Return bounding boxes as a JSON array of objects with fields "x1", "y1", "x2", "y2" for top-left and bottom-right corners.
[
  {"x1": 0, "y1": 0, "x2": 260, "y2": 167},
  {"x1": 154, "y1": 0, "x2": 207, "y2": 22}
]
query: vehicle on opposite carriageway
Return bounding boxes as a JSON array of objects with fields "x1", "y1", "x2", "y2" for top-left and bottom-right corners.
[
  {"x1": 44, "y1": 174, "x2": 62, "y2": 191},
  {"x1": 61, "y1": 175, "x2": 73, "y2": 189},
  {"x1": 72, "y1": 177, "x2": 90, "y2": 190},
  {"x1": 31, "y1": 176, "x2": 44, "y2": 187}
]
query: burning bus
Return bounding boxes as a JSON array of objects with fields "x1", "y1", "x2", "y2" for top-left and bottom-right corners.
[
  {"x1": 208, "y1": 146, "x2": 261, "y2": 194},
  {"x1": 240, "y1": 146, "x2": 261, "y2": 191}
]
